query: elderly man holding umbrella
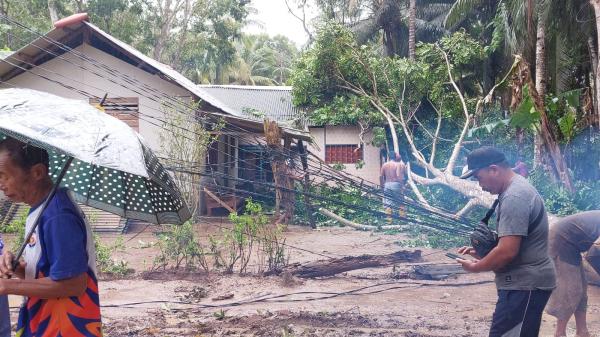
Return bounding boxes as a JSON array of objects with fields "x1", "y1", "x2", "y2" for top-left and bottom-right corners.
[
  {"x1": 0, "y1": 88, "x2": 191, "y2": 337},
  {"x1": 0, "y1": 138, "x2": 101, "y2": 336}
]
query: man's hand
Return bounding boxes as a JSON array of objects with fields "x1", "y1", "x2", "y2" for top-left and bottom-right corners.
[
  {"x1": 0, "y1": 252, "x2": 26, "y2": 279},
  {"x1": 457, "y1": 257, "x2": 480, "y2": 272},
  {"x1": 457, "y1": 246, "x2": 481, "y2": 259},
  {"x1": 455, "y1": 236, "x2": 522, "y2": 273},
  {"x1": 454, "y1": 246, "x2": 482, "y2": 272}
]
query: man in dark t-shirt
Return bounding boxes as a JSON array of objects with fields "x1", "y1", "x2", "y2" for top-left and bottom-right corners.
[
  {"x1": 455, "y1": 146, "x2": 555, "y2": 337},
  {"x1": 546, "y1": 211, "x2": 600, "y2": 337}
]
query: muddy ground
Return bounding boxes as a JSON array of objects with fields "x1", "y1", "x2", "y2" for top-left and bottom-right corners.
[{"x1": 6, "y1": 220, "x2": 600, "y2": 337}]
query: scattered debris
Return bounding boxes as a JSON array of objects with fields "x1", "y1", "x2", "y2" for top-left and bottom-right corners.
[
  {"x1": 412, "y1": 264, "x2": 465, "y2": 280},
  {"x1": 278, "y1": 250, "x2": 422, "y2": 278},
  {"x1": 212, "y1": 293, "x2": 234, "y2": 301}
]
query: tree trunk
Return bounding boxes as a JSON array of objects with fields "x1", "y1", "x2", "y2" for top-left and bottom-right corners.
[
  {"x1": 263, "y1": 120, "x2": 294, "y2": 225},
  {"x1": 319, "y1": 208, "x2": 404, "y2": 231},
  {"x1": 589, "y1": 37, "x2": 599, "y2": 120},
  {"x1": 279, "y1": 250, "x2": 422, "y2": 278},
  {"x1": 591, "y1": 0, "x2": 600, "y2": 128},
  {"x1": 74, "y1": 0, "x2": 85, "y2": 12},
  {"x1": 385, "y1": 114, "x2": 400, "y2": 156},
  {"x1": 153, "y1": 0, "x2": 180, "y2": 62},
  {"x1": 48, "y1": 0, "x2": 59, "y2": 23},
  {"x1": 408, "y1": 0, "x2": 416, "y2": 60},
  {"x1": 298, "y1": 140, "x2": 316, "y2": 229},
  {"x1": 533, "y1": 19, "x2": 546, "y2": 168},
  {"x1": 171, "y1": 0, "x2": 192, "y2": 70},
  {"x1": 518, "y1": 59, "x2": 575, "y2": 192}
]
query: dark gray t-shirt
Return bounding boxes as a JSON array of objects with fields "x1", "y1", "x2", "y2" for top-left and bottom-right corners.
[
  {"x1": 549, "y1": 211, "x2": 600, "y2": 266},
  {"x1": 549, "y1": 211, "x2": 600, "y2": 263},
  {"x1": 494, "y1": 175, "x2": 556, "y2": 290}
]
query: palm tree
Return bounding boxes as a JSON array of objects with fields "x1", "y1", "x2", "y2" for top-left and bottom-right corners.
[
  {"x1": 409, "y1": 0, "x2": 416, "y2": 59},
  {"x1": 444, "y1": 0, "x2": 592, "y2": 192},
  {"x1": 223, "y1": 34, "x2": 276, "y2": 85},
  {"x1": 308, "y1": 0, "x2": 450, "y2": 56}
]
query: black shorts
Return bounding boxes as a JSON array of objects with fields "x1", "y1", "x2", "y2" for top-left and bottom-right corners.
[{"x1": 489, "y1": 289, "x2": 552, "y2": 337}]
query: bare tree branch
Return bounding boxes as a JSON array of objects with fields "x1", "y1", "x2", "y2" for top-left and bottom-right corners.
[
  {"x1": 437, "y1": 45, "x2": 470, "y2": 174},
  {"x1": 406, "y1": 163, "x2": 431, "y2": 206},
  {"x1": 429, "y1": 99, "x2": 443, "y2": 166},
  {"x1": 455, "y1": 198, "x2": 478, "y2": 218},
  {"x1": 284, "y1": 0, "x2": 314, "y2": 43}
]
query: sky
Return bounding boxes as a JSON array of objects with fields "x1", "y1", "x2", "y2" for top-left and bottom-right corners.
[{"x1": 245, "y1": 0, "x2": 319, "y2": 48}]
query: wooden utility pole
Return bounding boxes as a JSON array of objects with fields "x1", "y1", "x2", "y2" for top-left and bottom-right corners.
[
  {"x1": 298, "y1": 140, "x2": 316, "y2": 228},
  {"x1": 264, "y1": 119, "x2": 295, "y2": 225}
]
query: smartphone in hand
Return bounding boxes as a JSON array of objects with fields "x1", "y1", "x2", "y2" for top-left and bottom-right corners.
[{"x1": 445, "y1": 252, "x2": 462, "y2": 260}]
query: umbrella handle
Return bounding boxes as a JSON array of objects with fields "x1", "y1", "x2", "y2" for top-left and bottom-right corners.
[{"x1": 11, "y1": 157, "x2": 74, "y2": 272}]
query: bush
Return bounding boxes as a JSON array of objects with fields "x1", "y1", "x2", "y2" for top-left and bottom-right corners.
[
  {"x1": 529, "y1": 169, "x2": 578, "y2": 216},
  {"x1": 153, "y1": 221, "x2": 209, "y2": 272},
  {"x1": 94, "y1": 235, "x2": 132, "y2": 277},
  {"x1": 1, "y1": 210, "x2": 28, "y2": 234},
  {"x1": 210, "y1": 199, "x2": 289, "y2": 274}
]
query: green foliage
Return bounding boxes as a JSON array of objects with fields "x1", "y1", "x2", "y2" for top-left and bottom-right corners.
[
  {"x1": 291, "y1": 23, "x2": 485, "y2": 130},
  {"x1": 558, "y1": 110, "x2": 576, "y2": 142},
  {"x1": 546, "y1": 89, "x2": 583, "y2": 143},
  {"x1": 528, "y1": 168, "x2": 600, "y2": 215},
  {"x1": 7, "y1": 212, "x2": 28, "y2": 252},
  {"x1": 510, "y1": 85, "x2": 540, "y2": 129},
  {"x1": 529, "y1": 170, "x2": 578, "y2": 216},
  {"x1": 1, "y1": 211, "x2": 27, "y2": 234},
  {"x1": 468, "y1": 118, "x2": 510, "y2": 138},
  {"x1": 94, "y1": 235, "x2": 132, "y2": 277},
  {"x1": 153, "y1": 221, "x2": 209, "y2": 272},
  {"x1": 210, "y1": 199, "x2": 289, "y2": 274},
  {"x1": 370, "y1": 127, "x2": 387, "y2": 147},
  {"x1": 213, "y1": 309, "x2": 227, "y2": 320}
]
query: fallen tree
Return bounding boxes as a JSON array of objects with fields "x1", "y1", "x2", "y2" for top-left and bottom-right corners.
[
  {"x1": 292, "y1": 25, "x2": 502, "y2": 216},
  {"x1": 319, "y1": 207, "x2": 404, "y2": 231},
  {"x1": 275, "y1": 250, "x2": 422, "y2": 278}
]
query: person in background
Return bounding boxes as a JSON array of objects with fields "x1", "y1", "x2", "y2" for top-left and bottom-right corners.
[
  {"x1": 546, "y1": 211, "x2": 600, "y2": 337},
  {"x1": 455, "y1": 146, "x2": 555, "y2": 337},
  {"x1": 380, "y1": 152, "x2": 406, "y2": 224},
  {"x1": 512, "y1": 160, "x2": 529, "y2": 178}
]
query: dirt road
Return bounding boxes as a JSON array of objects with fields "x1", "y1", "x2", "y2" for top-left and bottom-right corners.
[{"x1": 7, "y1": 222, "x2": 600, "y2": 336}]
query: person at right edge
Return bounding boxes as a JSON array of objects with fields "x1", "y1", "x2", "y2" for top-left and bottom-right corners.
[
  {"x1": 455, "y1": 146, "x2": 556, "y2": 337},
  {"x1": 545, "y1": 211, "x2": 600, "y2": 337}
]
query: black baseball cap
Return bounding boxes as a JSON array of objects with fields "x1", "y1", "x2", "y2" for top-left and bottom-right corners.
[{"x1": 460, "y1": 146, "x2": 507, "y2": 179}]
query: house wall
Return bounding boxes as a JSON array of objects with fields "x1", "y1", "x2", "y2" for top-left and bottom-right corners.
[
  {"x1": 309, "y1": 125, "x2": 381, "y2": 185},
  {"x1": 0, "y1": 44, "x2": 191, "y2": 153}
]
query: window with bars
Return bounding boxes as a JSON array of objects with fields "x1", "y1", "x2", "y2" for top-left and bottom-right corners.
[
  {"x1": 325, "y1": 144, "x2": 363, "y2": 164},
  {"x1": 89, "y1": 97, "x2": 139, "y2": 131}
]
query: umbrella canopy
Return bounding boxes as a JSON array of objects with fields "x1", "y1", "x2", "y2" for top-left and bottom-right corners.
[{"x1": 0, "y1": 88, "x2": 191, "y2": 225}]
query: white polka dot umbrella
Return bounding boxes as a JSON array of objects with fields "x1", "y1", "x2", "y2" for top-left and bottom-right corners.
[{"x1": 0, "y1": 88, "x2": 191, "y2": 225}]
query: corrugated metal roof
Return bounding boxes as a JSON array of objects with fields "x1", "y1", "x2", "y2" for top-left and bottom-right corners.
[
  {"x1": 0, "y1": 21, "x2": 310, "y2": 140},
  {"x1": 195, "y1": 85, "x2": 306, "y2": 128},
  {"x1": 85, "y1": 24, "x2": 308, "y2": 132}
]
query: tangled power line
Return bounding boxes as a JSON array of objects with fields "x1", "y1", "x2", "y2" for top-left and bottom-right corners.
[{"x1": 0, "y1": 13, "x2": 476, "y2": 244}]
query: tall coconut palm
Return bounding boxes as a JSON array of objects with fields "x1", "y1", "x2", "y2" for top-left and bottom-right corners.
[
  {"x1": 320, "y1": 0, "x2": 454, "y2": 56},
  {"x1": 409, "y1": 0, "x2": 417, "y2": 59},
  {"x1": 444, "y1": 0, "x2": 592, "y2": 192}
]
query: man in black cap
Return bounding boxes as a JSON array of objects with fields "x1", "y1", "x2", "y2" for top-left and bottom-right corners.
[{"x1": 454, "y1": 146, "x2": 556, "y2": 337}]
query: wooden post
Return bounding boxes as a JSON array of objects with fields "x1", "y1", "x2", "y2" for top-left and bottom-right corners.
[
  {"x1": 263, "y1": 119, "x2": 294, "y2": 225},
  {"x1": 298, "y1": 140, "x2": 316, "y2": 229},
  {"x1": 280, "y1": 135, "x2": 295, "y2": 224}
]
